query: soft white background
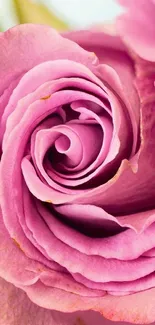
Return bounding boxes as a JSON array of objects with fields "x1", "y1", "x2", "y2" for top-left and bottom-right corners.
[{"x1": 0, "y1": 0, "x2": 123, "y2": 30}]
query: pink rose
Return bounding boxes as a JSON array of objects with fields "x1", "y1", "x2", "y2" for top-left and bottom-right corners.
[{"x1": 0, "y1": 7, "x2": 155, "y2": 323}]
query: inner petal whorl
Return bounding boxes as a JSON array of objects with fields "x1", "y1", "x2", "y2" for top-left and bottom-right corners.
[{"x1": 55, "y1": 135, "x2": 71, "y2": 153}]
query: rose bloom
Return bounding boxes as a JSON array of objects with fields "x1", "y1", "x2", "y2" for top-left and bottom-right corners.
[{"x1": 1, "y1": 1, "x2": 155, "y2": 324}]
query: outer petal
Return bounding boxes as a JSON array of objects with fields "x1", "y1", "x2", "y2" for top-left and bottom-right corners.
[
  {"x1": 0, "y1": 24, "x2": 97, "y2": 142},
  {"x1": 2, "y1": 273, "x2": 155, "y2": 324},
  {"x1": 116, "y1": 0, "x2": 155, "y2": 61},
  {"x1": 22, "y1": 280, "x2": 155, "y2": 324},
  {"x1": 62, "y1": 29, "x2": 126, "y2": 51},
  {"x1": 1, "y1": 215, "x2": 155, "y2": 325},
  {"x1": 0, "y1": 277, "x2": 107, "y2": 325},
  {"x1": 0, "y1": 24, "x2": 96, "y2": 95}
]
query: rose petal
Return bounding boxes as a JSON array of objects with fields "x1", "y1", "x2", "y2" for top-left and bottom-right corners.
[
  {"x1": 2, "y1": 59, "x2": 104, "y2": 149},
  {"x1": 0, "y1": 24, "x2": 96, "y2": 95},
  {"x1": 0, "y1": 207, "x2": 47, "y2": 286},
  {"x1": 22, "y1": 280, "x2": 155, "y2": 323},
  {"x1": 16, "y1": 189, "x2": 155, "y2": 284},
  {"x1": 1, "y1": 196, "x2": 155, "y2": 322},
  {"x1": 0, "y1": 277, "x2": 108, "y2": 325},
  {"x1": 0, "y1": 25, "x2": 98, "y2": 143},
  {"x1": 53, "y1": 205, "x2": 155, "y2": 260},
  {"x1": 62, "y1": 30, "x2": 126, "y2": 51},
  {"x1": 117, "y1": 0, "x2": 155, "y2": 61},
  {"x1": 63, "y1": 29, "x2": 140, "y2": 134}
]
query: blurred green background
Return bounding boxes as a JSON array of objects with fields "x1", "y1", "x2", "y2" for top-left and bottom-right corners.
[{"x1": 0, "y1": 0, "x2": 122, "y2": 32}]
